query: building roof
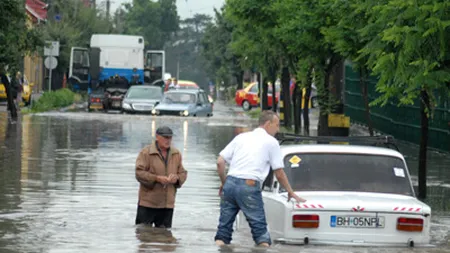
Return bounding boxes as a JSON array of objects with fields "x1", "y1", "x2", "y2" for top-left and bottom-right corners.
[{"x1": 25, "y1": 0, "x2": 48, "y2": 22}]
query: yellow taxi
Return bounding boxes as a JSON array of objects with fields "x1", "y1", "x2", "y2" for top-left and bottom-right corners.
[{"x1": 0, "y1": 74, "x2": 34, "y2": 106}]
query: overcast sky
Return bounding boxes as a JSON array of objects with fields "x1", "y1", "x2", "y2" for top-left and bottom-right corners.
[{"x1": 108, "y1": 0, "x2": 226, "y2": 20}]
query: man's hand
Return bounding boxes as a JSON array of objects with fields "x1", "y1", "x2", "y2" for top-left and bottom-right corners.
[
  {"x1": 168, "y1": 174, "x2": 179, "y2": 184},
  {"x1": 218, "y1": 184, "x2": 223, "y2": 196},
  {"x1": 157, "y1": 175, "x2": 170, "y2": 185},
  {"x1": 288, "y1": 191, "x2": 307, "y2": 203}
]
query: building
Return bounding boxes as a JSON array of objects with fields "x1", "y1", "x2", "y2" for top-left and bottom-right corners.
[{"x1": 24, "y1": 0, "x2": 48, "y2": 92}]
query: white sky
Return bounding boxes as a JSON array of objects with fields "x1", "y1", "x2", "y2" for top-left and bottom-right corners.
[{"x1": 106, "y1": 0, "x2": 225, "y2": 20}]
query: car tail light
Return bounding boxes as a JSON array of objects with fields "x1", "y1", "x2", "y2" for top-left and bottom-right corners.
[
  {"x1": 91, "y1": 98, "x2": 101, "y2": 103},
  {"x1": 292, "y1": 214, "x2": 319, "y2": 228},
  {"x1": 397, "y1": 217, "x2": 423, "y2": 232}
]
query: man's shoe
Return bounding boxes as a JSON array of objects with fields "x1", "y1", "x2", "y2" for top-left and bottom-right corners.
[{"x1": 257, "y1": 242, "x2": 270, "y2": 247}]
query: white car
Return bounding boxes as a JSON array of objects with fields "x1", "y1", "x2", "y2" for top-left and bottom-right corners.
[{"x1": 236, "y1": 135, "x2": 431, "y2": 247}]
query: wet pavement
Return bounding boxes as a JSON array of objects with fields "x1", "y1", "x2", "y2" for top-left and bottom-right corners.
[{"x1": 0, "y1": 101, "x2": 449, "y2": 253}]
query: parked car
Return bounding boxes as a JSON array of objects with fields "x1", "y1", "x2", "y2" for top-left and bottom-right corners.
[
  {"x1": 0, "y1": 74, "x2": 33, "y2": 106},
  {"x1": 235, "y1": 82, "x2": 279, "y2": 111},
  {"x1": 121, "y1": 85, "x2": 163, "y2": 114},
  {"x1": 152, "y1": 89, "x2": 213, "y2": 117},
  {"x1": 165, "y1": 80, "x2": 214, "y2": 104},
  {"x1": 236, "y1": 134, "x2": 431, "y2": 247}
]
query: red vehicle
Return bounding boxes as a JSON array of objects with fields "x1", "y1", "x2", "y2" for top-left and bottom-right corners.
[{"x1": 235, "y1": 82, "x2": 279, "y2": 111}]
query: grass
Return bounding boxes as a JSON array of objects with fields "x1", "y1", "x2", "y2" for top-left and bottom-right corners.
[
  {"x1": 29, "y1": 88, "x2": 78, "y2": 113},
  {"x1": 246, "y1": 108, "x2": 261, "y2": 119}
]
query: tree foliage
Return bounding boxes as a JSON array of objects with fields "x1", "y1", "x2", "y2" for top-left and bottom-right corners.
[
  {"x1": 359, "y1": 0, "x2": 450, "y2": 109},
  {"x1": 122, "y1": 0, "x2": 179, "y2": 50},
  {"x1": 39, "y1": 0, "x2": 114, "y2": 73},
  {"x1": 0, "y1": 0, "x2": 42, "y2": 72}
]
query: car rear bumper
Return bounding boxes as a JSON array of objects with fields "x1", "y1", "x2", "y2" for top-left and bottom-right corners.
[{"x1": 275, "y1": 237, "x2": 434, "y2": 247}]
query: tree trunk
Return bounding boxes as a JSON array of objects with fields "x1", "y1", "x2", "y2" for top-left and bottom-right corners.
[
  {"x1": 303, "y1": 84, "x2": 311, "y2": 136},
  {"x1": 293, "y1": 83, "x2": 301, "y2": 134},
  {"x1": 360, "y1": 67, "x2": 374, "y2": 136},
  {"x1": 262, "y1": 75, "x2": 269, "y2": 110},
  {"x1": 318, "y1": 70, "x2": 331, "y2": 136},
  {"x1": 235, "y1": 70, "x2": 244, "y2": 90},
  {"x1": 418, "y1": 90, "x2": 429, "y2": 200},
  {"x1": 281, "y1": 67, "x2": 292, "y2": 128},
  {"x1": 1, "y1": 73, "x2": 17, "y2": 119},
  {"x1": 269, "y1": 66, "x2": 277, "y2": 112}
]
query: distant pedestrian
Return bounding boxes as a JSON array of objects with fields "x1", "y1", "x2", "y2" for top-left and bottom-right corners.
[
  {"x1": 214, "y1": 110, "x2": 306, "y2": 247},
  {"x1": 135, "y1": 126, "x2": 188, "y2": 228}
]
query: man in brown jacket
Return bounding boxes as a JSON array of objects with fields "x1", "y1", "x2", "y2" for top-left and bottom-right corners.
[{"x1": 135, "y1": 126, "x2": 187, "y2": 228}]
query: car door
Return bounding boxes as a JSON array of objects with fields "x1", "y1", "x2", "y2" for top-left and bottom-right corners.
[
  {"x1": 195, "y1": 91, "x2": 208, "y2": 116},
  {"x1": 201, "y1": 92, "x2": 212, "y2": 115}
]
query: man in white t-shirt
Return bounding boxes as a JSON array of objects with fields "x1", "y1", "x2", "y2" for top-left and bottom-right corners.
[{"x1": 214, "y1": 110, "x2": 306, "y2": 247}]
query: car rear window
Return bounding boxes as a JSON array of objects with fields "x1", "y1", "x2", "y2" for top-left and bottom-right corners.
[{"x1": 282, "y1": 153, "x2": 414, "y2": 196}]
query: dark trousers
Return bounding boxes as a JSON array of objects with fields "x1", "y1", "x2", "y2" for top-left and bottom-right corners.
[{"x1": 135, "y1": 205, "x2": 174, "y2": 228}]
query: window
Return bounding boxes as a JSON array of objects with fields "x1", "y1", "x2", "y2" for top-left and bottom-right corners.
[
  {"x1": 280, "y1": 153, "x2": 414, "y2": 196},
  {"x1": 198, "y1": 92, "x2": 207, "y2": 104},
  {"x1": 249, "y1": 84, "x2": 258, "y2": 93}
]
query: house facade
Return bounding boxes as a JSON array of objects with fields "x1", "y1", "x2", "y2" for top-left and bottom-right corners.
[{"x1": 24, "y1": 0, "x2": 47, "y2": 92}]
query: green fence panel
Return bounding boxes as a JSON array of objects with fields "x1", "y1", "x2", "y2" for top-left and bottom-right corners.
[{"x1": 344, "y1": 63, "x2": 449, "y2": 152}]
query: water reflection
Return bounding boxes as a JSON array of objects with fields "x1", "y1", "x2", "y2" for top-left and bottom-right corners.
[
  {"x1": 136, "y1": 226, "x2": 178, "y2": 252},
  {"x1": 0, "y1": 111, "x2": 449, "y2": 252}
]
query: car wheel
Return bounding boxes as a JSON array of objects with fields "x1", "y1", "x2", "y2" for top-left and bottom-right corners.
[{"x1": 242, "y1": 100, "x2": 251, "y2": 111}]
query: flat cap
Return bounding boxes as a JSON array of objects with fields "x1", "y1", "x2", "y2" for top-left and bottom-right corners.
[{"x1": 156, "y1": 126, "x2": 174, "y2": 137}]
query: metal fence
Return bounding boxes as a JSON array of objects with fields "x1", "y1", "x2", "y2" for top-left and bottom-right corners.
[{"x1": 343, "y1": 63, "x2": 449, "y2": 152}]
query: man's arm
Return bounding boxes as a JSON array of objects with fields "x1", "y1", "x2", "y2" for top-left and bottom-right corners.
[
  {"x1": 274, "y1": 169, "x2": 307, "y2": 202},
  {"x1": 135, "y1": 151, "x2": 163, "y2": 187},
  {"x1": 217, "y1": 156, "x2": 227, "y2": 185},
  {"x1": 273, "y1": 169, "x2": 294, "y2": 193},
  {"x1": 174, "y1": 155, "x2": 188, "y2": 188},
  {"x1": 269, "y1": 139, "x2": 306, "y2": 203}
]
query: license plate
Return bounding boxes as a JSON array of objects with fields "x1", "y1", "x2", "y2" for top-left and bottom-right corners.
[
  {"x1": 113, "y1": 101, "x2": 121, "y2": 107},
  {"x1": 330, "y1": 216, "x2": 385, "y2": 228},
  {"x1": 90, "y1": 104, "x2": 103, "y2": 109}
]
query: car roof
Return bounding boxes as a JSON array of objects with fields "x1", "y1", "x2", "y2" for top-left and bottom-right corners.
[
  {"x1": 130, "y1": 85, "x2": 160, "y2": 89},
  {"x1": 280, "y1": 144, "x2": 405, "y2": 160},
  {"x1": 165, "y1": 89, "x2": 204, "y2": 94}
]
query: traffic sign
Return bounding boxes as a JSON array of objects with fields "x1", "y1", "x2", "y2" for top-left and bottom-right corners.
[
  {"x1": 44, "y1": 56, "x2": 58, "y2": 70},
  {"x1": 44, "y1": 41, "x2": 60, "y2": 56}
]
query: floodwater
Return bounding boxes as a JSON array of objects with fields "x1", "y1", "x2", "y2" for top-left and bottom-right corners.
[{"x1": 0, "y1": 102, "x2": 449, "y2": 253}]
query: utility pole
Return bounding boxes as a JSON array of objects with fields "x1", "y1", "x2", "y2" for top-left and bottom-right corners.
[{"x1": 106, "y1": 0, "x2": 110, "y2": 20}]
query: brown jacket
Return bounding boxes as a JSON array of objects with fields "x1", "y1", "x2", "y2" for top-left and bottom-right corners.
[{"x1": 135, "y1": 142, "x2": 187, "y2": 209}]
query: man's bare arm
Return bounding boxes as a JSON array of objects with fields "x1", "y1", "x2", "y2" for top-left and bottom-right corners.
[
  {"x1": 217, "y1": 156, "x2": 227, "y2": 185},
  {"x1": 274, "y1": 169, "x2": 294, "y2": 193},
  {"x1": 274, "y1": 169, "x2": 307, "y2": 203}
]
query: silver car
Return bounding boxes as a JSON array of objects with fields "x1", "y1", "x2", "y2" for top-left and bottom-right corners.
[
  {"x1": 121, "y1": 85, "x2": 163, "y2": 114},
  {"x1": 152, "y1": 89, "x2": 213, "y2": 117}
]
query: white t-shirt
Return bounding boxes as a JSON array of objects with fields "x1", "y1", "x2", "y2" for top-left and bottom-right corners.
[{"x1": 219, "y1": 128, "x2": 284, "y2": 183}]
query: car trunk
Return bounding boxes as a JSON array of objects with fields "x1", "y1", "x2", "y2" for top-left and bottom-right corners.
[{"x1": 281, "y1": 191, "x2": 431, "y2": 245}]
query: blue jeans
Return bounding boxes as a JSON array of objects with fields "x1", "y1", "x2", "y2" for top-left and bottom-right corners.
[{"x1": 214, "y1": 176, "x2": 271, "y2": 245}]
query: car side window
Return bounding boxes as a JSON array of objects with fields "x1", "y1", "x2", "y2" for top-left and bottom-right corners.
[
  {"x1": 198, "y1": 92, "x2": 207, "y2": 104},
  {"x1": 263, "y1": 168, "x2": 274, "y2": 191},
  {"x1": 202, "y1": 93, "x2": 209, "y2": 103},
  {"x1": 250, "y1": 84, "x2": 258, "y2": 93}
]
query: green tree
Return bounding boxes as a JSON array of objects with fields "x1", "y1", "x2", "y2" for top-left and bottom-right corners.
[
  {"x1": 201, "y1": 8, "x2": 243, "y2": 89},
  {"x1": 39, "y1": 0, "x2": 113, "y2": 79},
  {"x1": 359, "y1": 0, "x2": 450, "y2": 199},
  {"x1": 0, "y1": 0, "x2": 42, "y2": 118},
  {"x1": 273, "y1": 0, "x2": 342, "y2": 135},
  {"x1": 122, "y1": 0, "x2": 179, "y2": 50}
]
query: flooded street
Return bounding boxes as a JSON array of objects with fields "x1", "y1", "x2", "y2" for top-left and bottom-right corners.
[{"x1": 0, "y1": 102, "x2": 449, "y2": 253}]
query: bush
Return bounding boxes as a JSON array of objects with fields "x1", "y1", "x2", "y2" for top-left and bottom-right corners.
[{"x1": 31, "y1": 88, "x2": 76, "y2": 112}]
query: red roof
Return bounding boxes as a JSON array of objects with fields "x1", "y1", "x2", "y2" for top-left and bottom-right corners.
[{"x1": 26, "y1": 0, "x2": 48, "y2": 22}]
